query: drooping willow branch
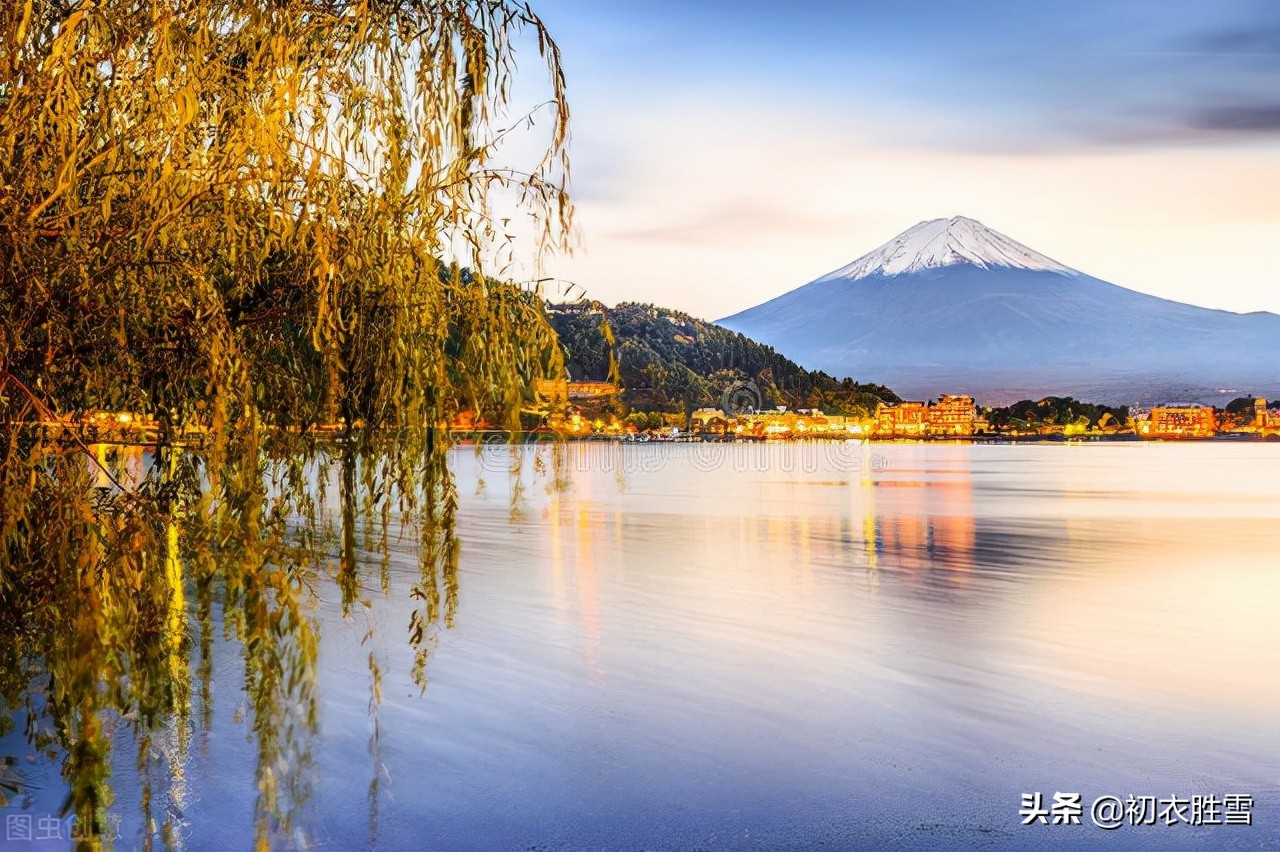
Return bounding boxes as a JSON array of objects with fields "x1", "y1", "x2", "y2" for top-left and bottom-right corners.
[{"x1": 0, "y1": 0, "x2": 574, "y2": 847}]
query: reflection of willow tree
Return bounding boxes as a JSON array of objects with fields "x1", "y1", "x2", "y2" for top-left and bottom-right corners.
[{"x1": 0, "y1": 1, "x2": 569, "y2": 847}]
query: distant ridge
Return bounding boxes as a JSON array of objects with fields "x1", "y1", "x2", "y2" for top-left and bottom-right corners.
[{"x1": 718, "y1": 217, "x2": 1280, "y2": 405}]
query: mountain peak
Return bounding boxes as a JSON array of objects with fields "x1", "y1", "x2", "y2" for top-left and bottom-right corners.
[{"x1": 818, "y1": 216, "x2": 1077, "y2": 281}]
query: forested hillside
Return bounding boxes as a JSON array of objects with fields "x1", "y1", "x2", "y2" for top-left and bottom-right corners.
[{"x1": 546, "y1": 301, "x2": 899, "y2": 416}]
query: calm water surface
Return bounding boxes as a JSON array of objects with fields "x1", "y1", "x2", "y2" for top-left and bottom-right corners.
[{"x1": 11, "y1": 442, "x2": 1280, "y2": 849}]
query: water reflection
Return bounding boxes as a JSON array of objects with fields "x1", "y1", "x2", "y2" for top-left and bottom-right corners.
[
  {"x1": 546, "y1": 498, "x2": 606, "y2": 685},
  {"x1": 3, "y1": 442, "x2": 1277, "y2": 849},
  {"x1": 0, "y1": 437, "x2": 463, "y2": 850}
]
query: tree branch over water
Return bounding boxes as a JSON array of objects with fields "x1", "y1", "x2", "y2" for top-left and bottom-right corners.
[{"x1": 0, "y1": 1, "x2": 572, "y2": 846}]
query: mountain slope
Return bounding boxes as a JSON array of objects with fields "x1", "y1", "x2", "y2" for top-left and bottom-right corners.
[
  {"x1": 546, "y1": 301, "x2": 899, "y2": 415},
  {"x1": 718, "y1": 217, "x2": 1280, "y2": 405}
]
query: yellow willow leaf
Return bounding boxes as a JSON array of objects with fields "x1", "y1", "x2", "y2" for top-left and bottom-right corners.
[
  {"x1": 48, "y1": 10, "x2": 87, "y2": 62},
  {"x1": 175, "y1": 87, "x2": 196, "y2": 126},
  {"x1": 16, "y1": 0, "x2": 33, "y2": 44}
]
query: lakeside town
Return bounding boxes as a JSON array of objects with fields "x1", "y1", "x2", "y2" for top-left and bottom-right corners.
[
  {"x1": 30, "y1": 389, "x2": 1280, "y2": 447},
  {"x1": 522, "y1": 384, "x2": 1280, "y2": 442}
]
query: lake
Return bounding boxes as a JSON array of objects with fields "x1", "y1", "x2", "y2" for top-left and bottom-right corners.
[{"x1": 6, "y1": 441, "x2": 1279, "y2": 849}]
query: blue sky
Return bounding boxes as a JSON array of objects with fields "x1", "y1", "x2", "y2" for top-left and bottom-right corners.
[{"x1": 506, "y1": 0, "x2": 1280, "y2": 318}]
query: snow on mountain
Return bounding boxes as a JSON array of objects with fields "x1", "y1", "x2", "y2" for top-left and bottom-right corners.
[
  {"x1": 818, "y1": 215, "x2": 1076, "y2": 280},
  {"x1": 717, "y1": 217, "x2": 1280, "y2": 405}
]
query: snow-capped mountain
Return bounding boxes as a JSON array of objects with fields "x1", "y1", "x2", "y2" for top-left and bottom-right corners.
[
  {"x1": 819, "y1": 216, "x2": 1075, "y2": 280},
  {"x1": 717, "y1": 217, "x2": 1280, "y2": 405}
]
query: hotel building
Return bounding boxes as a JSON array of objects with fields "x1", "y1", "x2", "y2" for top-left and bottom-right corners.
[{"x1": 1140, "y1": 404, "x2": 1217, "y2": 439}]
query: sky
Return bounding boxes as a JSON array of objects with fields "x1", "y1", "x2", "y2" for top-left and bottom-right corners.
[{"x1": 500, "y1": 0, "x2": 1280, "y2": 320}]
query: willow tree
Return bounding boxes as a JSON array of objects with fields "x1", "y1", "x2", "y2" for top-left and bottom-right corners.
[{"x1": 0, "y1": 1, "x2": 570, "y2": 847}]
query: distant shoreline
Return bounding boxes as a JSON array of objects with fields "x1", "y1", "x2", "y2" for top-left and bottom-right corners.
[{"x1": 452, "y1": 432, "x2": 1278, "y2": 445}]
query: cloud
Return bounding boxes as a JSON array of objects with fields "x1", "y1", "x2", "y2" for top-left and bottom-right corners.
[
  {"x1": 1189, "y1": 103, "x2": 1280, "y2": 132},
  {"x1": 545, "y1": 0, "x2": 1280, "y2": 157},
  {"x1": 1186, "y1": 20, "x2": 1280, "y2": 55},
  {"x1": 1033, "y1": 11, "x2": 1280, "y2": 147},
  {"x1": 608, "y1": 199, "x2": 864, "y2": 245}
]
